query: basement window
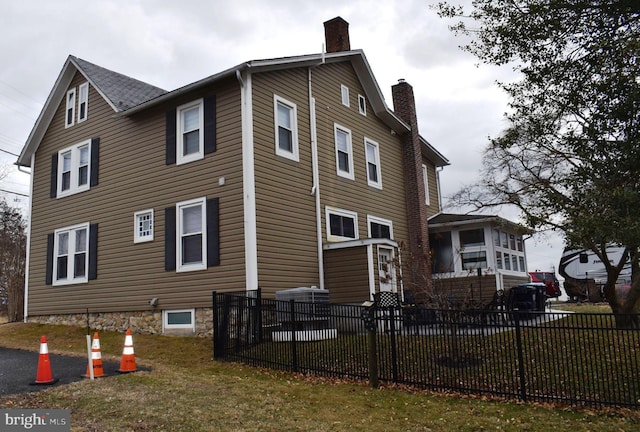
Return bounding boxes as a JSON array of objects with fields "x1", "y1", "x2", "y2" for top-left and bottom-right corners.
[{"x1": 163, "y1": 309, "x2": 195, "y2": 332}]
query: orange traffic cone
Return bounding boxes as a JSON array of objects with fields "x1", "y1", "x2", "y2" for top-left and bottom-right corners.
[
  {"x1": 83, "y1": 332, "x2": 106, "y2": 378},
  {"x1": 117, "y1": 329, "x2": 137, "y2": 373},
  {"x1": 30, "y1": 335, "x2": 59, "y2": 385}
]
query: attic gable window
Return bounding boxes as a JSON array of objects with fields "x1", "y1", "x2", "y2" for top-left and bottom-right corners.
[
  {"x1": 78, "y1": 82, "x2": 89, "y2": 123},
  {"x1": 341, "y1": 85, "x2": 349, "y2": 107},
  {"x1": 358, "y1": 94, "x2": 366, "y2": 115},
  {"x1": 274, "y1": 95, "x2": 299, "y2": 161},
  {"x1": 176, "y1": 99, "x2": 204, "y2": 165},
  {"x1": 65, "y1": 88, "x2": 76, "y2": 128}
]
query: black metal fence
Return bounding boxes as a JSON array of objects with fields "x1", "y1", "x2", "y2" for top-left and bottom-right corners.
[{"x1": 212, "y1": 290, "x2": 640, "y2": 409}]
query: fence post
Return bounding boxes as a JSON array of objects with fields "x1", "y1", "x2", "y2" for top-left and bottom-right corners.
[
  {"x1": 368, "y1": 327, "x2": 379, "y2": 388},
  {"x1": 389, "y1": 306, "x2": 399, "y2": 383},
  {"x1": 256, "y1": 288, "x2": 263, "y2": 343},
  {"x1": 514, "y1": 310, "x2": 527, "y2": 401},
  {"x1": 212, "y1": 291, "x2": 219, "y2": 359},
  {"x1": 289, "y1": 299, "x2": 298, "y2": 373}
]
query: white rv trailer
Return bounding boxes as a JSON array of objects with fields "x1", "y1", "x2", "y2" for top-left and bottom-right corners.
[{"x1": 558, "y1": 246, "x2": 632, "y2": 300}]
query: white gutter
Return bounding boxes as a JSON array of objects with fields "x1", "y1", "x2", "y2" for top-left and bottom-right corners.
[
  {"x1": 238, "y1": 70, "x2": 259, "y2": 290},
  {"x1": 308, "y1": 68, "x2": 324, "y2": 289},
  {"x1": 23, "y1": 153, "x2": 34, "y2": 322}
]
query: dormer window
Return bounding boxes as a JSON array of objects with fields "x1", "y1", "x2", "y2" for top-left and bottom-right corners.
[{"x1": 65, "y1": 88, "x2": 76, "y2": 128}]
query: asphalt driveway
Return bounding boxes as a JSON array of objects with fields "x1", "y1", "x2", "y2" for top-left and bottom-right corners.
[{"x1": 0, "y1": 347, "x2": 122, "y2": 396}]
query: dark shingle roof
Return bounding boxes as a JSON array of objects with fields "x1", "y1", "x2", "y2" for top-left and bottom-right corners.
[{"x1": 72, "y1": 56, "x2": 167, "y2": 111}]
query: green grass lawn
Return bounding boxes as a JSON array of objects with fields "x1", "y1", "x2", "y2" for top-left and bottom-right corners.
[{"x1": 1, "y1": 322, "x2": 638, "y2": 431}]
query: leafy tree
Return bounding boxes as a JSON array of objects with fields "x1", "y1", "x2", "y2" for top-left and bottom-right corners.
[
  {"x1": 435, "y1": 1, "x2": 640, "y2": 323},
  {"x1": 0, "y1": 198, "x2": 26, "y2": 322}
]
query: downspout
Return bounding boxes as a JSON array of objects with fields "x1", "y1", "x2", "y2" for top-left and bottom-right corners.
[
  {"x1": 436, "y1": 166, "x2": 444, "y2": 213},
  {"x1": 237, "y1": 69, "x2": 259, "y2": 290},
  {"x1": 23, "y1": 154, "x2": 34, "y2": 322},
  {"x1": 308, "y1": 67, "x2": 324, "y2": 289}
]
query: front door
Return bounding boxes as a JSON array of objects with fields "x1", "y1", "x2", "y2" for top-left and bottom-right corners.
[{"x1": 378, "y1": 247, "x2": 394, "y2": 292}]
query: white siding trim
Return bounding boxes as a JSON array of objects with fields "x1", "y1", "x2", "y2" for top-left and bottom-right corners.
[{"x1": 241, "y1": 71, "x2": 258, "y2": 290}]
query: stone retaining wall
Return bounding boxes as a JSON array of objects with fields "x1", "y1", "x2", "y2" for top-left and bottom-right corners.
[{"x1": 27, "y1": 308, "x2": 214, "y2": 337}]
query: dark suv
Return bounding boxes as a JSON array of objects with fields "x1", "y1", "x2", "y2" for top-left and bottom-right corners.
[{"x1": 529, "y1": 272, "x2": 562, "y2": 298}]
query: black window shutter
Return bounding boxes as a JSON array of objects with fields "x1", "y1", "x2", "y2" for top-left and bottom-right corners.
[
  {"x1": 204, "y1": 95, "x2": 216, "y2": 155},
  {"x1": 88, "y1": 224, "x2": 98, "y2": 280},
  {"x1": 207, "y1": 197, "x2": 220, "y2": 267},
  {"x1": 90, "y1": 138, "x2": 100, "y2": 187},
  {"x1": 50, "y1": 153, "x2": 58, "y2": 198},
  {"x1": 166, "y1": 109, "x2": 177, "y2": 165},
  {"x1": 45, "y1": 233, "x2": 54, "y2": 285},
  {"x1": 165, "y1": 206, "x2": 176, "y2": 271}
]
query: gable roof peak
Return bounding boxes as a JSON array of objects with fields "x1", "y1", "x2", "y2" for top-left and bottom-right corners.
[{"x1": 69, "y1": 55, "x2": 167, "y2": 112}]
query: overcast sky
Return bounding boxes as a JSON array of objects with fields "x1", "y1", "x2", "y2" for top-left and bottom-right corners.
[{"x1": 0, "y1": 0, "x2": 564, "y2": 274}]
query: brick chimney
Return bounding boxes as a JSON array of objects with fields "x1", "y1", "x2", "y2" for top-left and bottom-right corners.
[
  {"x1": 324, "y1": 17, "x2": 350, "y2": 53},
  {"x1": 392, "y1": 79, "x2": 433, "y2": 298}
]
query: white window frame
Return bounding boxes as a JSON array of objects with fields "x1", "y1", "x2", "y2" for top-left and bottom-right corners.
[
  {"x1": 422, "y1": 163, "x2": 430, "y2": 206},
  {"x1": 65, "y1": 88, "x2": 76, "y2": 128},
  {"x1": 176, "y1": 99, "x2": 204, "y2": 165},
  {"x1": 78, "y1": 82, "x2": 89, "y2": 123},
  {"x1": 53, "y1": 222, "x2": 89, "y2": 286},
  {"x1": 163, "y1": 309, "x2": 195, "y2": 333},
  {"x1": 176, "y1": 197, "x2": 207, "y2": 272},
  {"x1": 134, "y1": 209, "x2": 154, "y2": 243},
  {"x1": 325, "y1": 207, "x2": 359, "y2": 242},
  {"x1": 57, "y1": 140, "x2": 91, "y2": 198},
  {"x1": 365, "y1": 138, "x2": 382, "y2": 189},
  {"x1": 274, "y1": 95, "x2": 299, "y2": 161},
  {"x1": 358, "y1": 94, "x2": 366, "y2": 116},
  {"x1": 341, "y1": 85, "x2": 350, "y2": 107},
  {"x1": 367, "y1": 215, "x2": 393, "y2": 239},
  {"x1": 334, "y1": 124, "x2": 354, "y2": 180}
]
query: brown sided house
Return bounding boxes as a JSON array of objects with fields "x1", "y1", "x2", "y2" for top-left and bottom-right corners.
[{"x1": 17, "y1": 18, "x2": 449, "y2": 336}]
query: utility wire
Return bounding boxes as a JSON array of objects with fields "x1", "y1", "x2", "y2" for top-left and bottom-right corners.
[
  {"x1": 0, "y1": 148, "x2": 20, "y2": 157},
  {"x1": 0, "y1": 188, "x2": 28, "y2": 197}
]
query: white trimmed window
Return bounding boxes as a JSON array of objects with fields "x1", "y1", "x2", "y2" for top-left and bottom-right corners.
[
  {"x1": 134, "y1": 209, "x2": 154, "y2": 243},
  {"x1": 341, "y1": 85, "x2": 350, "y2": 107},
  {"x1": 65, "y1": 88, "x2": 76, "y2": 128},
  {"x1": 58, "y1": 140, "x2": 91, "y2": 197},
  {"x1": 334, "y1": 124, "x2": 354, "y2": 179},
  {"x1": 274, "y1": 95, "x2": 299, "y2": 161},
  {"x1": 367, "y1": 215, "x2": 393, "y2": 239},
  {"x1": 78, "y1": 82, "x2": 89, "y2": 123},
  {"x1": 53, "y1": 223, "x2": 89, "y2": 285},
  {"x1": 358, "y1": 94, "x2": 366, "y2": 115},
  {"x1": 177, "y1": 99, "x2": 204, "y2": 165},
  {"x1": 365, "y1": 138, "x2": 382, "y2": 189},
  {"x1": 422, "y1": 164, "x2": 430, "y2": 206},
  {"x1": 326, "y1": 207, "x2": 358, "y2": 242},
  {"x1": 163, "y1": 309, "x2": 195, "y2": 333},
  {"x1": 177, "y1": 197, "x2": 207, "y2": 272}
]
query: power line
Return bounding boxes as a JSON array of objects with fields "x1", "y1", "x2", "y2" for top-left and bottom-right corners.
[
  {"x1": 0, "y1": 148, "x2": 20, "y2": 157},
  {"x1": 0, "y1": 188, "x2": 29, "y2": 197}
]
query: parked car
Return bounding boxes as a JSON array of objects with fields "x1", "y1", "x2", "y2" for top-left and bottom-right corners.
[{"x1": 529, "y1": 271, "x2": 562, "y2": 298}]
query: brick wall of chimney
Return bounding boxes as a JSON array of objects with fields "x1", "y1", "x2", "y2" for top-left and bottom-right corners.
[
  {"x1": 391, "y1": 80, "x2": 433, "y2": 298},
  {"x1": 324, "y1": 17, "x2": 351, "y2": 53}
]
